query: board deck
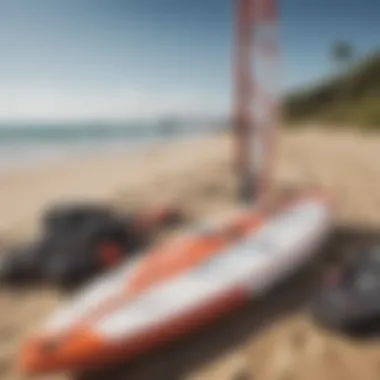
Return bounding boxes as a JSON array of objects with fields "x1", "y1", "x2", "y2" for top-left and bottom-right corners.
[{"x1": 19, "y1": 192, "x2": 331, "y2": 375}]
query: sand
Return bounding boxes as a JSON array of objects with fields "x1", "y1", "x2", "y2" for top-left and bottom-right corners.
[{"x1": 1, "y1": 127, "x2": 380, "y2": 380}]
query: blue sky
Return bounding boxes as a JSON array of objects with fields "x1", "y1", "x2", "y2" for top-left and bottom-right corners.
[{"x1": 0, "y1": 0, "x2": 379, "y2": 121}]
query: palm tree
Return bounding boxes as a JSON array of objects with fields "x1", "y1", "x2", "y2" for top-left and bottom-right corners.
[
  {"x1": 330, "y1": 41, "x2": 355, "y2": 103},
  {"x1": 331, "y1": 41, "x2": 354, "y2": 72}
]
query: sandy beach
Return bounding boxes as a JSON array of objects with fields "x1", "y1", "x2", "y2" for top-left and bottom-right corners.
[{"x1": 2, "y1": 127, "x2": 380, "y2": 380}]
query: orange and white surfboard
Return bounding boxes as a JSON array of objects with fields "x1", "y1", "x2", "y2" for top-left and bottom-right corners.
[
  {"x1": 18, "y1": 0, "x2": 331, "y2": 375},
  {"x1": 19, "y1": 192, "x2": 330, "y2": 375}
]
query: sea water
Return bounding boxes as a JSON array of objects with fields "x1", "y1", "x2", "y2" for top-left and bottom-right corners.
[{"x1": 0, "y1": 121, "x2": 223, "y2": 172}]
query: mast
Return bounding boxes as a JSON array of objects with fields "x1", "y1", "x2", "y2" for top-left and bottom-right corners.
[
  {"x1": 233, "y1": 0, "x2": 279, "y2": 207},
  {"x1": 234, "y1": 0, "x2": 255, "y2": 205}
]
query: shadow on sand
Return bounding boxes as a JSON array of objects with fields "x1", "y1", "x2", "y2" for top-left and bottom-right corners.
[{"x1": 76, "y1": 224, "x2": 380, "y2": 380}]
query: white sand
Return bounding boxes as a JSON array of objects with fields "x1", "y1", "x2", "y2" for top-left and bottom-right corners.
[{"x1": 1, "y1": 127, "x2": 380, "y2": 380}]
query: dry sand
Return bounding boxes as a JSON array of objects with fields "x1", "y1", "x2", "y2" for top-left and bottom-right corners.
[{"x1": 1, "y1": 127, "x2": 380, "y2": 380}]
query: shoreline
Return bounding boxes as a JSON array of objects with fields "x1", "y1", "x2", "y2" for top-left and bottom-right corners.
[
  {"x1": 0, "y1": 130, "x2": 219, "y2": 175},
  {"x1": 0, "y1": 134, "x2": 231, "y2": 241}
]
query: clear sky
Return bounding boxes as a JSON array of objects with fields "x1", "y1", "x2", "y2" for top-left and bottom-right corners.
[{"x1": 0, "y1": 0, "x2": 379, "y2": 121}]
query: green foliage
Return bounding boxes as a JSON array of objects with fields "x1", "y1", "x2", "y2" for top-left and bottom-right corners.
[{"x1": 283, "y1": 52, "x2": 380, "y2": 129}]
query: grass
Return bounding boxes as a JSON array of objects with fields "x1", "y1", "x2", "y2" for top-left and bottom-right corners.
[{"x1": 283, "y1": 52, "x2": 380, "y2": 129}]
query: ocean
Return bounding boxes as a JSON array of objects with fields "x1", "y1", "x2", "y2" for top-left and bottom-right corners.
[{"x1": 0, "y1": 121, "x2": 223, "y2": 172}]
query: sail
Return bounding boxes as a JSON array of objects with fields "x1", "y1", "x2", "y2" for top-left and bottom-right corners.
[{"x1": 234, "y1": 0, "x2": 280, "y2": 206}]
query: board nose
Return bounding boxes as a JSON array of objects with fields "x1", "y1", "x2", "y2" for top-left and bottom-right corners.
[
  {"x1": 19, "y1": 338, "x2": 62, "y2": 375},
  {"x1": 18, "y1": 330, "x2": 104, "y2": 375}
]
